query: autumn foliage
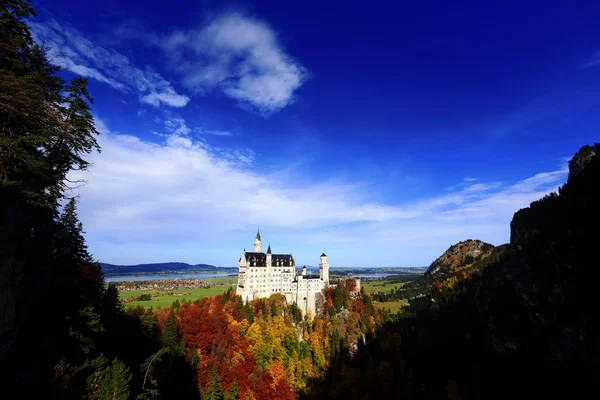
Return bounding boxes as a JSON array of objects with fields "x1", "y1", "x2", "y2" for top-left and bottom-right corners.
[{"x1": 152, "y1": 282, "x2": 383, "y2": 399}]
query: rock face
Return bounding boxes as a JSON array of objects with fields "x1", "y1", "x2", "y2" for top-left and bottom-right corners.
[
  {"x1": 569, "y1": 145, "x2": 596, "y2": 178},
  {"x1": 511, "y1": 143, "x2": 599, "y2": 247},
  {"x1": 426, "y1": 239, "x2": 495, "y2": 279}
]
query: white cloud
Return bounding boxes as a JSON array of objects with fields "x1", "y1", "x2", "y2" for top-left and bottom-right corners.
[
  {"x1": 199, "y1": 129, "x2": 233, "y2": 137},
  {"x1": 70, "y1": 119, "x2": 568, "y2": 266},
  {"x1": 163, "y1": 113, "x2": 191, "y2": 136},
  {"x1": 140, "y1": 90, "x2": 190, "y2": 108},
  {"x1": 29, "y1": 19, "x2": 190, "y2": 108},
  {"x1": 158, "y1": 13, "x2": 307, "y2": 115},
  {"x1": 582, "y1": 51, "x2": 600, "y2": 68}
]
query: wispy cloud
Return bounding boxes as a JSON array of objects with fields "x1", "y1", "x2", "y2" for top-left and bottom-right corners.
[
  {"x1": 29, "y1": 18, "x2": 190, "y2": 108},
  {"x1": 582, "y1": 51, "x2": 600, "y2": 68},
  {"x1": 162, "y1": 112, "x2": 192, "y2": 136},
  {"x1": 195, "y1": 128, "x2": 233, "y2": 137},
  {"x1": 71, "y1": 119, "x2": 568, "y2": 266},
  {"x1": 157, "y1": 13, "x2": 307, "y2": 115},
  {"x1": 204, "y1": 129, "x2": 233, "y2": 137}
]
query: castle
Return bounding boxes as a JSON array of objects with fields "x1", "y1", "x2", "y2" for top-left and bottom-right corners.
[{"x1": 236, "y1": 230, "x2": 330, "y2": 315}]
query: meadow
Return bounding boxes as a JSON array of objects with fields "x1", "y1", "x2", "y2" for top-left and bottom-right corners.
[
  {"x1": 119, "y1": 276, "x2": 236, "y2": 309},
  {"x1": 360, "y1": 277, "x2": 407, "y2": 293},
  {"x1": 373, "y1": 299, "x2": 409, "y2": 313}
]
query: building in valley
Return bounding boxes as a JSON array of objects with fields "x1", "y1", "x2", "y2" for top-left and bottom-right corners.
[{"x1": 236, "y1": 230, "x2": 330, "y2": 314}]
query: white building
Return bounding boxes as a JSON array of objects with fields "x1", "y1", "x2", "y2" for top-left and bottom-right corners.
[{"x1": 236, "y1": 230, "x2": 330, "y2": 315}]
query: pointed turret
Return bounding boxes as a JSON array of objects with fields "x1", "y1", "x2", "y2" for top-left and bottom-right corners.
[
  {"x1": 253, "y1": 230, "x2": 262, "y2": 252},
  {"x1": 266, "y1": 242, "x2": 272, "y2": 267}
]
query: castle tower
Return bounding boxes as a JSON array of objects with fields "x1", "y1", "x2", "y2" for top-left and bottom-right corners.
[
  {"x1": 319, "y1": 253, "x2": 330, "y2": 285},
  {"x1": 237, "y1": 249, "x2": 248, "y2": 299},
  {"x1": 254, "y1": 229, "x2": 261, "y2": 252},
  {"x1": 266, "y1": 243, "x2": 272, "y2": 267}
]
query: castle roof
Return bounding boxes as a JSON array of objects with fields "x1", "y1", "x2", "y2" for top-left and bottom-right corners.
[
  {"x1": 244, "y1": 252, "x2": 294, "y2": 267},
  {"x1": 267, "y1": 243, "x2": 272, "y2": 254},
  {"x1": 293, "y1": 274, "x2": 321, "y2": 282},
  {"x1": 321, "y1": 253, "x2": 327, "y2": 257},
  {"x1": 255, "y1": 229, "x2": 261, "y2": 241}
]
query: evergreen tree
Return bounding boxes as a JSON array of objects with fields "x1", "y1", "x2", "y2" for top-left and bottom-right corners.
[
  {"x1": 0, "y1": 7, "x2": 99, "y2": 206},
  {"x1": 225, "y1": 379, "x2": 239, "y2": 400},
  {"x1": 1, "y1": 1, "x2": 101, "y2": 394},
  {"x1": 139, "y1": 348, "x2": 169, "y2": 400},
  {"x1": 93, "y1": 358, "x2": 133, "y2": 400},
  {"x1": 203, "y1": 367, "x2": 224, "y2": 400},
  {"x1": 161, "y1": 309, "x2": 179, "y2": 350}
]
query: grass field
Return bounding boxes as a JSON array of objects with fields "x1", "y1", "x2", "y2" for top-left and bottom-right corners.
[
  {"x1": 374, "y1": 300, "x2": 409, "y2": 313},
  {"x1": 361, "y1": 278, "x2": 407, "y2": 293},
  {"x1": 119, "y1": 276, "x2": 237, "y2": 309},
  {"x1": 202, "y1": 276, "x2": 238, "y2": 285}
]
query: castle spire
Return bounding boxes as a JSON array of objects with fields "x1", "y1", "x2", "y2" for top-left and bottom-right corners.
[
  {"x1": 253, "y1": 229, "x2": 262, "y2": 252},
  {"x1": 267, "y1": 243, "x2": 272, "y2": 254}
]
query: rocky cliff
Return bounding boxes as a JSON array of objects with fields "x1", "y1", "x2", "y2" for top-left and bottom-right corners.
[{"x1": 511, "y1": 143, "x2": 599, "y2": 247}]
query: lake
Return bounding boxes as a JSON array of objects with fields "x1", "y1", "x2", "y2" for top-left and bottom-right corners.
[
  {"x1": 106, "y1": 273, "x2": 235, "y2": 283},
  {"x1": 349, "y1": 273, "x2": 400, "y2": 278}
]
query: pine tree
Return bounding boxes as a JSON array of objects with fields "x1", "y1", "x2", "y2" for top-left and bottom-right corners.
[
  {"x1": 1, "y1": 1, "x2": 101, "y2": 393},
  {"x1": 225, "y1": 379, "x2": 239, "y2": 400},
  {"x1": 161, "y1": 309, "x2": 179, "y2": 350},
  {"x1": 1, "y1": 4, "x2": 99, "y2": 207},
  {"x1": 203, "y1": 367, "x2": 224, "y2": 400},
  {"x1": 139, "y1": 348, "x2": 170, "y2": 400},
  {"x1": 93, "y1": 358, "x2": 133, "y2": 400}
]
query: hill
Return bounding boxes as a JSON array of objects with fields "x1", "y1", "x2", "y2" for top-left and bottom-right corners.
[
  {"x1": 99, "y1": 262, "x2": 237, "y2": 276},
  {"x1": 425, "y1": 239, "x2": 494, "y2": 278}
]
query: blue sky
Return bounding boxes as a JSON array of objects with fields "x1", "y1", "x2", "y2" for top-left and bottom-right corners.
[{"x1": 30, "y1": 0, "x2": 600, "y2": 267}]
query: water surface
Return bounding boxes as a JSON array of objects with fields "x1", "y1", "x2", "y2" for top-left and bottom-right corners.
[{"x1": 106, "y1": 273, "x2": 234, "y2": 283}]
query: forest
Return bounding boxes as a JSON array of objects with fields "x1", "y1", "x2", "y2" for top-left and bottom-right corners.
[{"x1": 2, "y1": 1, "x2": 599, "y2": 398}]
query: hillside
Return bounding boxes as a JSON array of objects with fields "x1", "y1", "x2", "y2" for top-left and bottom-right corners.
[
  {"x1": 303, "y1": 143, "x2": 600, "y2": 400},
  {"x1": 425, "y1": 239, "x2": 494, "y2": 278},
  {"x1": 99, "y1": 262, "x2": 237, "y2": 276}
]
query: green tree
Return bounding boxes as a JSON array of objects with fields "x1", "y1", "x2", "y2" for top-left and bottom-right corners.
[
  {"x1": 1, "y1": 1, "x2": 101, "y2": 394},
  {"x1": 138, "y1": 348, "x2": 170, "y2": 400},
  {"x1": 93, "y1": 358, "x2": 133, "y2": 400},
  {"x1": 203, "y1": 367, "x2": 224, "y2": 400},
  {"x1": 161, "y1": 309, "x2": 179, "y2": 350},
  {"x1": 1, "y1": 27, "x2": 99, "y2": 206},
  {"x1": 225, "y1": 379, "x2": 239, "y2": 400}
]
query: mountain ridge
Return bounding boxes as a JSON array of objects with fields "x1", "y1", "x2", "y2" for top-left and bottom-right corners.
[{"x1": 99, "y1": 262, "x2": 237, "y2": 276}]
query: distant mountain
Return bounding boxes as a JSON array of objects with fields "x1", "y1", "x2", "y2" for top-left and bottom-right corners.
[
  {"x1": 330, "y1": 267, "x2": 427, "y2": 275},
  {"x1": 425, "y1": 239, "x2": 495, "y2": 279},
  {"x1": 99, "y1": 262, "x2": 237, "y2": 276}
]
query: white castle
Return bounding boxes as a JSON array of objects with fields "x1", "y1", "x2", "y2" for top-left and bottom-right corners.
[{"x1": 236, "y1": 230, "x2": 330, "y2": 315}]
